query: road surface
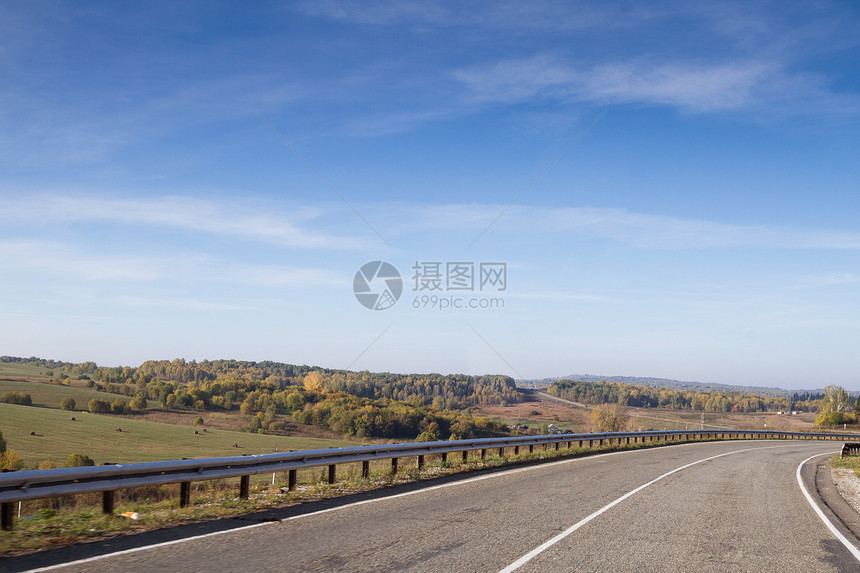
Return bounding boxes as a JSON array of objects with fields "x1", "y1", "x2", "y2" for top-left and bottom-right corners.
[{"x1": 8, "y1": 440, "x2": 859, "y2": 572}]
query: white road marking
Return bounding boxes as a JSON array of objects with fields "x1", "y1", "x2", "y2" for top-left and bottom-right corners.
[
  {"x1": 21, "y1": 441, "x2": 789, "y2": 572},
  {"x1": 21, "y1": 522, "x2": 272, "y2": 573},
  {"x1": 796, "y1": 451, "x2": 860, "y2": 562},
  {"x1": 497, "y1": 444, "x2": 795, "y2": 573}
]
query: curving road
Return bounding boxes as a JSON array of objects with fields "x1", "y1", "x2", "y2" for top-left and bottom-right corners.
[{"x1": 10, "y1": 440, "x2": 860, "y2": 572}]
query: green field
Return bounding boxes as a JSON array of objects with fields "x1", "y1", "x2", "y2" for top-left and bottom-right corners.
[
  {"x1": 0, "y1": 378, "x2": 119, "y2": 409},
  {"x1": 0, "y1": 403, "x2": 355, "y2": 467},
  {"x1": 0, "y1": 362, "x2": 64, "y2": 379}
]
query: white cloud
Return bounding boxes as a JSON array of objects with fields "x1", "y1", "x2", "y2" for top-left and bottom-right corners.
[
  {"x1": 377, "y1": 202, "x2": 860, "y2": 250},
  {"x1": 0, "y1": 239, "x2": 163, "y2": 280},
  {"x1": 225, "y1": 264, "x2": 347, "y2": 288},
  {"x1": 1, "y1": 194, "x2": 375, "y2": 250},
  {"x1": 454, "y1": 55, "x2": 849, "y2": 114},
  {"x1": 112, "y1": 295, "x2": 259, "y2": 311}
]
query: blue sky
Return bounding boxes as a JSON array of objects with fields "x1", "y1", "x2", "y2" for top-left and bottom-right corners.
[{"x1": 2, "y1": 1, "x2": 859, "y2": 389}]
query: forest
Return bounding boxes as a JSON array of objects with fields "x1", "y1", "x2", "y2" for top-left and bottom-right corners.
[
  {"x1": 547, "y1": 379, "x2": 822, "y2": 412},
  {"x1": 1, "y1": 356, "x2": 516, "y2": 440}
]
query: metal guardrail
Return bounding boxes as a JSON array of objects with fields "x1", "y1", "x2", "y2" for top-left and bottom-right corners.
[
  {"x1": 2, "y1": 429, "x2": 858, "y2": 529},
  {"x1": 841, "y1": 442, "x2": 860, "y2": 457}
]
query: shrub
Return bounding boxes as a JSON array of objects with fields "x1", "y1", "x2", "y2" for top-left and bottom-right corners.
[
  {"x1": 38, "y1": 460, "x2": 59, "y2": 470},
  {"x1": 1, "y1": 392, "x2": 33, "y2": 405},
  {"x1": 60, "y1": 397, "x2": 77, "y2": 411},
  {"x1": 193, "y1": 416, "x2": 204, "y2": 425},
  {"x1": 112, "y1": 398, "x2": 128, "y2": 413},
  {"x1": 1, "y1": 450, "x2": 24, "y2": 471},
  {"x1": 88, "y1": 399, "x2": 111, "y2": 413},
  {"x1": 64, "y1": 453, "x2": 95, "y2": 467}
]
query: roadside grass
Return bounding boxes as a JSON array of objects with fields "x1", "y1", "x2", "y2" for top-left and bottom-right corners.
[
  {"x1": 830, "y1": 453, "x2": 860, "y2": 478},
  {"x1": 0, "y1": 403, "x2": 356, "y2": 467},
  {"x1": 0, "y1": 437, "x2": 719, "y2": 557}
]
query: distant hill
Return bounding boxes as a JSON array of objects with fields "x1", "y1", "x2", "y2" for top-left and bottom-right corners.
[{"x1": 518, "y1": 374, "x2": 825, "y2": 398}]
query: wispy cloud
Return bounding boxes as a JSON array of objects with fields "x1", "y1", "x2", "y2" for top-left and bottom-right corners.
[
  {"x1": 2, "y1": 194, "x2": 375, "y2": 250},
  {"x1": 224, "y1": 264, "x2": 347, "y2": 288},
  {"x1": 377, "y1": 203, "x2": 860, "y2": 250},
  {"x1": 455, "y1": 55, "x2": 859, "y2": 115},
  {"x1": 0, "y1": 239, "x2": 164, "y2": 280},
  {"x1": 112, "y1": 295, "x2": 259, "y2": 312}
]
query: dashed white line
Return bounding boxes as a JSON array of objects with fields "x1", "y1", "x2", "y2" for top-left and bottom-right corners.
[
  {"x1": 22, "y1": 441, "x2": 792, "y2": 572},
  {"x1": 497, "y1": 444, "x2": 794, "y2": 573}
]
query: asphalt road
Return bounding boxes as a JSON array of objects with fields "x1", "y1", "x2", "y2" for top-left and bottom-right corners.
[{"x1": 9, "y1": 440, "x2": 859, "y2": 572}]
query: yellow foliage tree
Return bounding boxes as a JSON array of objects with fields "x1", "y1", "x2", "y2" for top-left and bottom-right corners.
[
  {"x1": 303, "y1": 371, "x2": 326, "y2": 393},
  {"x1": 591, "y1": 404, "x2": 629, "y2": 432}
]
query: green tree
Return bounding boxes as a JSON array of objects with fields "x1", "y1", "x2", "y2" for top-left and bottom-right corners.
[
  {"x1": 60, "y1": 397, "x2": 76, "y2": 411},
  {"x1": 64, "y1": 453, "x2": 95, "y2": 467},
  {"x1": 131, "y1": 391, "x2": 147, "y2": 410},
  {"x1": 0, "y1": 430, "x2": 6, "y2": 453},
  {"x1": 88, "y1": 399, "x2": 111, "y2": 413},
  {"x1": 816, "y1": 385, "x2": 852, "y2": 426}
]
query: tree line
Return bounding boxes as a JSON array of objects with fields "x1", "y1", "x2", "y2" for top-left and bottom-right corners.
[
  {"x1": 547, "y1": 380, "x2": 821, "y2": 413},
  {"x1": 3, "y1": 356, "x2": 519, "y2": 440}
]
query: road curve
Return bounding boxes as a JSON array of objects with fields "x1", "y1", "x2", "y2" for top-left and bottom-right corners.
[{"x1": 9, "y1": 440, "x2": 859, "y2": 573}]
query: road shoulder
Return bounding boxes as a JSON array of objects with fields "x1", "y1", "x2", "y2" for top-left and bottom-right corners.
[{"x1": 813, "y1": 457, "x2": 860, "y2": 542}]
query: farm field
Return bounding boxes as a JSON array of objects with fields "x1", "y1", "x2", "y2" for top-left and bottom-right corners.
[
  {"x1": 0, "y1": 362, "x2": 64, "y2": 379},
  {"x1": 472, "y1": 391, "x2": 819, "y2": 434},
  {"x1": 0, "y1": 403, "x2": 356, "y2": 467},
  {"x1": 0, "y1": 378, "x2": 119, "y2": 409}
]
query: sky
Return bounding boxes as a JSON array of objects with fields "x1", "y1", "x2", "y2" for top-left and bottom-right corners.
[{"x1": 1, "y1": 1, "x2": 859, "y2": 390}]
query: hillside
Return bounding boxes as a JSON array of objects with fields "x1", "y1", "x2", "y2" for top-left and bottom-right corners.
[{"x1": 519, "y1": 374, "x2": 826, "y2": 398}]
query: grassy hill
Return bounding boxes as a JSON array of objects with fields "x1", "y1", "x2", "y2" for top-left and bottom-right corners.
[
  {"x1": 0, "y1": 402, "x2": 355, "y2": 467},
  {"x1": 0, "y1": 378, "x2": 119, "y2": 409}
]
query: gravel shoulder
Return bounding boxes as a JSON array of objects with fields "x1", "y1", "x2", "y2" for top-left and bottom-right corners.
[{"x1": 832, "y1": 467, "x2": 860, "y2": 514}]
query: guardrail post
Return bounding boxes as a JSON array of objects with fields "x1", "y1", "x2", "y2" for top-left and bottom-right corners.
[
  {"x1": 417, "y1": 455, "x2": 424, "y2": 470},
  {"x1": 362, "y1": 460, "x2": 370, "y2": 478},
  {"x1": 1, "y1": 502, "x2": 12, "y2": 530},
  {"x1": 328, "y1": 464, "x2": 336, "y2": 484},
  {"x1": 481, "y1": 449, "x2": 486, "y2": 460},
  {"x1": 555, "y1": 441, "x2": 560, "y2": 451},
  {"x1": 498, "y1": 447, "x2": 504, "y2": 456},
  {"x1": 240, "y1": 475, "x2": 250, "y2": 499},
  {"x1": 289, "y1": 469, "x2": 297, "y2": 490},
  {"x1": 391, "y1": 457, "x2": 398, "y2": 475},
  {"x1": 462, "y1": 451, "x2": 468, "y2": 464},
  {"x1": 102, "y1": 490, "x2": 115, "y2": 514},
  {"x1": 528, "y1": 444, "x2": 533, "y2": 453},
  {"x1": 441, "y1": 452, "x2": 448, "y2": 463},
  {"x1": 180, "y1": 481, "x2": 191, "y2": 507}
]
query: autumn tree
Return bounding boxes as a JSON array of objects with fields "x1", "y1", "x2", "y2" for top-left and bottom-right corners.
[
  {"x1": 591, "y1": 404, "x2": 629, "y2": 432},
  {"x1": 303, "y1": 370, "x2": 326, "y2": 393},
  {"x1": 64, "y1": 453, "x2": 95, "y2": 467}
]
